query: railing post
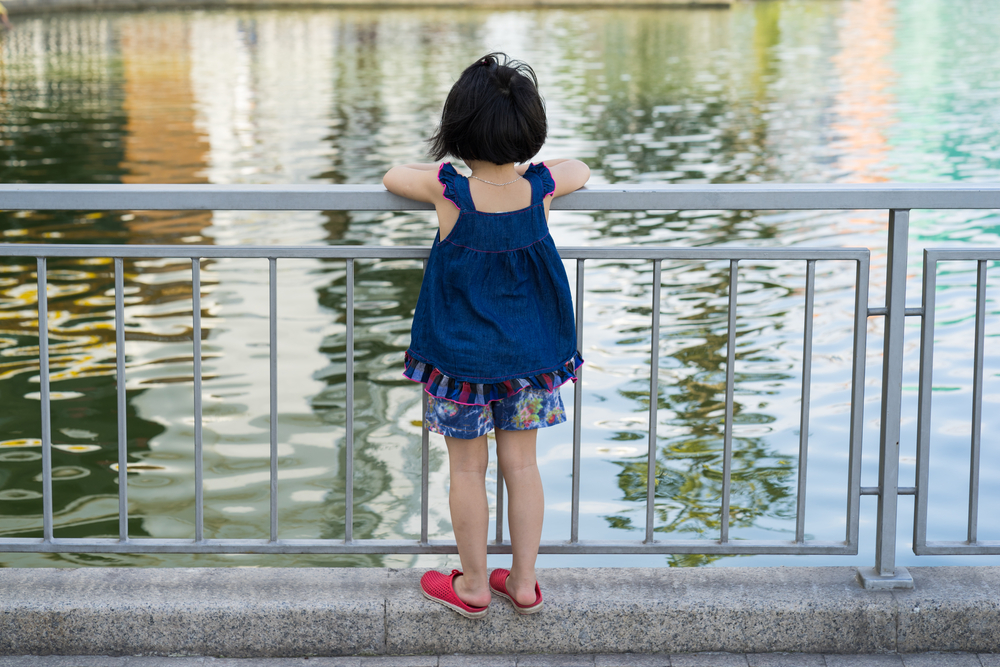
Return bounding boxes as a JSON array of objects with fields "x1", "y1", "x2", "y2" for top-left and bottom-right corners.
[
  {"x1": 858, "y1": 209, "x2": 914, "y2": 589},
  {"x1": 36, "y1": 258, "x2": 54, "y2": 543}
]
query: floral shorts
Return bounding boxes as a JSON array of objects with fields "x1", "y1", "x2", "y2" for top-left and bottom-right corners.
[{"x1": 423, "y1": 388, "x2": 566, "y2": 439}]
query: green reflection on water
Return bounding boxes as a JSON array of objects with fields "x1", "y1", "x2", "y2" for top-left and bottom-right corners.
[{"x1": 601, "y1": 260, "x2": 796, "y2": 567}]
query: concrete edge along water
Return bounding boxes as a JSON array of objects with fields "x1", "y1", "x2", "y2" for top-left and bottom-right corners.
[{"x1": 1, "y1": 566, "x2": 999, "y2": 657}]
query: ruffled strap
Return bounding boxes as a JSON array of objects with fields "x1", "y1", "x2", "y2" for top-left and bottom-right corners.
[
  {"x1": 437, "y1": 162, "x2": 469, "y2": 211},
  {"x1": 403, "y1": 351, "x2": 584, "y2": 406},
  {"x1": 525, "y1": 162, "x2": 556, "y2": 203}
]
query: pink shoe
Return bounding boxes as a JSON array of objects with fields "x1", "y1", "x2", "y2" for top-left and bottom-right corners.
[
  {"x1": 489, "y1": 568, "x2": 543, "y2": 615},
  {"x1": 420, "y1": 569, "x2": 489, "y2": 619}
]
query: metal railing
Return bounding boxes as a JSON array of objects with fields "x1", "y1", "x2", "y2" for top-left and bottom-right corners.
[
  {"x1": 2, "y1": 183, "x2": 999, "y2": 588},
  {"x1": 914, "y1": 248, "x2": 1000, "y2": 557}
]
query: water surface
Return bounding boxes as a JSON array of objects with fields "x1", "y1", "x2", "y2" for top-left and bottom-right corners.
[{"x1": 1, "y1": 0, "x2": 999, "y2": 569}]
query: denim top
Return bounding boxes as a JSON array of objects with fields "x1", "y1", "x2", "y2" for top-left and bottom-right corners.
[{"x1": 403, "y1": 162, "x2": 582, "y2": 406}]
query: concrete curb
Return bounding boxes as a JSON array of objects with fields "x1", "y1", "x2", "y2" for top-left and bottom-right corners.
[{"x1": 1, "y1": 567, "x2": 998, "y2": 657}]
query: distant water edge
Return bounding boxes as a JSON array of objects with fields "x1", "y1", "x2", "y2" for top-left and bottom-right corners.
[{"x1": 3, "y1": 0, "x2": 730, "y2": 16}]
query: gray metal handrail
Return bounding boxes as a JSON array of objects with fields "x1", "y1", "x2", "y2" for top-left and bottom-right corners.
[
  {"x1": 1, "y1": 182, "x2": 999, "y2": 210},
  {"x1": 2, "y1": 182, "x2": 1000, "y2": 590}
]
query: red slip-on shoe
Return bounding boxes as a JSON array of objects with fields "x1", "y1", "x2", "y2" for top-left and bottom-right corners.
[
  {"x1": 420, "y1": 569, "x2": 489, "y2": 619},
  {"x1": 489, "y1": 568, "x2": 543, "y2": 615}
]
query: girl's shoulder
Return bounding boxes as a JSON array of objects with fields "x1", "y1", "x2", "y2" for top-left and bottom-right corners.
[
  {"x1": 530, "y1": 159, "x2": 590, "y2": 199},
  {"x1": 437, "y1": 161, "x2": 463, "y2": 186},
  {"x1": 523, "y1": 162, "x2": 556, "y2": 198},
  {"x1": 383, "y1": 162, "x2": 459, "y2": 206},
  {"x1": 436, "y1": 162, "x2": 471, "y2": 210}
]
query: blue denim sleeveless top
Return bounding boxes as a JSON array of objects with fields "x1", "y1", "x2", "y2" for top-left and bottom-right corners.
[{"x1": 403, "y1": 162, "x2": 583, "y2": 406}]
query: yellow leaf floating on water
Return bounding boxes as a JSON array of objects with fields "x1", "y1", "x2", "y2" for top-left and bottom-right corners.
[
  {"x1": 0, "y1": 438, "x2": 42, "y2": 448},
  {"x1": 60, "y1": 428, "x2": 98, "y2": 440},
  {"x1": 109, "y1": 463, "x2": 166, "y2": 473},
  {"x1": 24, "y1": 391, "x2": 85, "y2": 401},
  {"x1": 53, "y1": 444, "x2": 101, "y2": 453}
]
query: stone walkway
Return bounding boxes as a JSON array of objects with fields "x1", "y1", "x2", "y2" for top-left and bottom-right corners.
[
  {"x1": 7, "y1": 567, "x2": 1000, "y2": 657},
  {"x1": 0, "y1": 655, "x2": 997, "y2": 666}
]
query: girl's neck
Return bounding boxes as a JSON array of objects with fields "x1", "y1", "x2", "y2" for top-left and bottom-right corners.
[{"x1": 466, "y1": 160, "x2": 518, "y2": 181}]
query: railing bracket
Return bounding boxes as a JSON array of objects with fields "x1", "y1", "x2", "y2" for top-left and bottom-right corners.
[{"x1": 856, "y1": 566, "x2": 914, "y2": 590}]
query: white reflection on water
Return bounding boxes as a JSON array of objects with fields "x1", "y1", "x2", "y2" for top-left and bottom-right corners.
[{"x1": 0, "y1": 0, "x2": 999, "y2": 569}]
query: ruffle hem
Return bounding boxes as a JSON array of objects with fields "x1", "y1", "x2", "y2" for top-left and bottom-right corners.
[{"x1": 403, "y1": 351, "x2": 584, "y2": 406}]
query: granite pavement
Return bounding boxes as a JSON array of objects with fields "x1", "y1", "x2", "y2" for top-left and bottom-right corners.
[
  {"x1": 1, "y1": 567, "x2": 998, "y2": 657},
  {"x1": 0, "y1": 654, "x2": 998, "y2": 666}
]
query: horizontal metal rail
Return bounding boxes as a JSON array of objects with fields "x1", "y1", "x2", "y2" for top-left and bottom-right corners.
[
  {"x1": 914, "y1": 248, "x2": 1000, "y2": 556},
  {"x1": 0, "y1": 537, "x2": 859, "y2": 555},
  {"x1": 1, "y1": 182, "x2": 999, "y2": 211},
  {"x1": 0, "y1": 242, "x2": 869, "y2": 556},
  {"x1": 0, "y1": 244, "x2": 871, "y2": 261}
]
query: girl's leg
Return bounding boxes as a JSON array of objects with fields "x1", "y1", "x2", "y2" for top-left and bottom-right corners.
[
  {"x1": 444, "y1": 434, "x2": 492, "y2": 608},
  {"x1": 495, "y1": 427, "x2": 543, "y2": 607}
]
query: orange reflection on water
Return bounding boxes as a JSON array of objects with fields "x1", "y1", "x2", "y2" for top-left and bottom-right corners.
[
  {"x1": 119, "y1": 16, "x2": 212, "y2": 241},
  {"x1": 831, "y1": 0, "x2": 898, "y2": 184}
]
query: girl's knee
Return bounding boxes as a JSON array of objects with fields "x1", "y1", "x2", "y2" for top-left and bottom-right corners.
[
  {"x1": 446, "y1": 435, "x2": 489, "y2": 473},
  {"x1": 496, "y1": 441, "x2": 539, "y2": 476}
]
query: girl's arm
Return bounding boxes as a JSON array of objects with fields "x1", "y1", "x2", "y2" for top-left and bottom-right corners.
[
  {"x1": 383, "y1": 163, "x2": 445, "y2": 203},
  {"x1": 384, "y1": 163, "x2": 461, "y2": 238},
  {"x1": 518, "y1": 159, "x2": 590, "y2": 198}
]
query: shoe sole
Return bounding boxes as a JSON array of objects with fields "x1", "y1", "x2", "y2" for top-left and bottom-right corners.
[
  {"x1": 490, "y1": 586, "x2": 544, "y2": 615},
  {"x1": 421, "y1": 587, "x2": 489, "y2": 619}
]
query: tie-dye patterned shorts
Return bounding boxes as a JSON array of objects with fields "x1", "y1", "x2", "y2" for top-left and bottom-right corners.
[{"x1": 423, "y1": 388, "x2": 566, "y2": 439}]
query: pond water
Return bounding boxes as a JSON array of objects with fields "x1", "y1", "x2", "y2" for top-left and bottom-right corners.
[{"x1": 1, "y1": 0, "x2": 999, "y2": 570}]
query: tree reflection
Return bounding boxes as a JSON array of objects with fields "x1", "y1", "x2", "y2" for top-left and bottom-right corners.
[{"x1": 601, "y1": 262, "x2": 798, "y2": 566}]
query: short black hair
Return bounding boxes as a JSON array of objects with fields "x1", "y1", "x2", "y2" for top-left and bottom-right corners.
[{"x1": 428, "y1": 52, "x2": 547, "y2": 165}]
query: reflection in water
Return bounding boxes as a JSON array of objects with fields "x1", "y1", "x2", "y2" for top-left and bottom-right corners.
[
  {"x1": 1, "y1": 2, "x2": 1000, "y2": 568},
  {"x1": 120, "y1": 17, "x2": 212, "y2": 238},
  {"x1": 831, "y1": 0, "x2": 896, "y2": 184},
  {"x1": 604, "y1": 260, "x2": 799, "y2": 567}
]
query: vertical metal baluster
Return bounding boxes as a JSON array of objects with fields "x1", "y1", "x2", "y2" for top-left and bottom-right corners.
[
  {"x1": 345, "y1": 258, "x2": 354, "y2": 543},
  {"x1": 269, "y1": 258, "x2": 278, "y2": 543},
  {"x1": 421, "y1": 392, "x2": 430, "y2": 545},
  {"x1": 571, "y1": 259, "x2": 584, "y2": 543},
  {"x1": 721, "y1": 260, "x2": 738, "y2": 544},
  {"x1": 192, "y1": 259, "x2": 204, "y2": 542},
  {"x1": 37, "y1": 258, "x2": 53, "y2": 543},
  {"x1": 968, "y1": 260, "x2": 987, "y2": 544},
  {"x1": 115, "y1": 258, "x2": 129, "y2": 541},
  {"x1": 645, "y1": 260, "x2": 662, "y2": 544},
  {"x1": 796, "y1": 260, "x2": 816, "y2": 543},
  {"x1": 874, "y1": 209, "x2": 909, "y2": 577},
  {"x1": 847, "y1": 255, "x2": 870, "y2": 548},
  {"x1": 420, "y1": 260, "x2": 429, "y2": 546},
  {"x1": 913, "y1": 250, "x2": 937, "y2": 552},
  {"x1": 496, "y1": 466, "x2": 504, "y2": 544}
]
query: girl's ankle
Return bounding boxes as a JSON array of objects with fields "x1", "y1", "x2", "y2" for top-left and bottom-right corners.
[
  {"x1": 506, "y1": 570, "x2": 538, "y2": 605},
  {"x1": 454, "y1": 573, "x2": 491, "y2": 607}
]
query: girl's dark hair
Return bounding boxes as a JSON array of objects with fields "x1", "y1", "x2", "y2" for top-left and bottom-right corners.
[{"x1": 428, "y1": 53, "x2": 547, "y2": 165}]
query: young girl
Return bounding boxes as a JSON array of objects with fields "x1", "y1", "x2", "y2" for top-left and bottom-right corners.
[{"x1": 383, "y1": 52, "x2": 590, "y2": 619}]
